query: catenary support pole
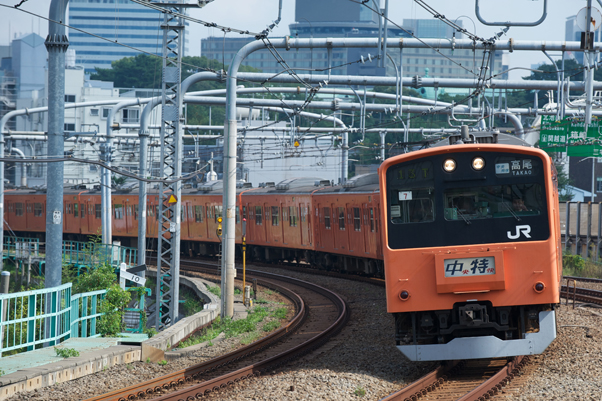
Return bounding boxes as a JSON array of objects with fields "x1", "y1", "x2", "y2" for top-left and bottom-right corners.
[{"x1": 45, "y1": 0, "x2": 69, "y2": 289}]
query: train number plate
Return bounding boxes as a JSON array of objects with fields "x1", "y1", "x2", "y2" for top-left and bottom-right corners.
[{"x1": 444, "y1": 256, "x2": 495, "y2": 277}]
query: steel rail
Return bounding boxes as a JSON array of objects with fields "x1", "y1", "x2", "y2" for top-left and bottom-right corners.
[
  {"x1": 85, "y1": 270, "x2": 306, "y2": 401},
  {"x1": 151, "y1": 266, "x2": 350, "y2": 401},
  {"x1": 86, "y1": 265, "x2": 348, "y2": 401}
]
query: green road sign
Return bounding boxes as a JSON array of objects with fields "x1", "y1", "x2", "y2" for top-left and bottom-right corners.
[{"x1": 540, "y1": 116, "x2": 602, "y2": 156}]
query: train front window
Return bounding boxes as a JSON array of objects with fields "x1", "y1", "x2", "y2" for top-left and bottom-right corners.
[
  {"x1": 390, "y1": 188, "x2": 435, "y2": 224},
  {"x1": 444, "y1": 184, "x2": 544, "y2": 222}
]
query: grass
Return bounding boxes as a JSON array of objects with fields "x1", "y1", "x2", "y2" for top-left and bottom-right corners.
[
  {"x1": 262, "y1": 320, "x2": 281, "y2": 332},
  {"x1": 158, "y1": 360, "x2": 168, "y2": 366},
  {"x1": 272, "y1": 307, "x2": 287, "y2": 319},
  {"x1": 54, "y1": 347, "x2": 80, "y2": 358},
  {"x1": 207, "y1": 285, "x2": 221, "y2": 297},
  {"x1": 562, "y1": 251, "x2": 602, "y2": 278},
  {"x1": 178, "y1": 306, "x2": 272, "y2": 348},
  {"x1": 181, "y1": 288, "x2": 204, "y2": 316},
  {"x1": 354, "y1": 386, "x2": 366, "y2": 397}
]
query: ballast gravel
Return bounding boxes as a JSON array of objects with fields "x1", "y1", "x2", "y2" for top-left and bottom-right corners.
[{"x1": 8, "y1": 271, "x2": 602, "y2": 401}]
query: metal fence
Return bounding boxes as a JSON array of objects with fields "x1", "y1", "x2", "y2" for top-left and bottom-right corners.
[
  {"x1": 0, "y1": 283, "x2": 106, "y2": 357},
  {"x1": 561, "y1": 202, "x2": 602, "y2": 261},
  {"x1": 61, "y1": 241, "x2": 137, "y2": 270}
]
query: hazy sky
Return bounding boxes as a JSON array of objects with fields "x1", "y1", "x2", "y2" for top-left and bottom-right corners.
[{"x1": 0, "y1": 0, "x2": 594, "y2": 79}]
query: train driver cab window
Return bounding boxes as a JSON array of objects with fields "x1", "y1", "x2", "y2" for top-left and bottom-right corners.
[
  {"x1": 444, "y1": 184, "x2": 543, "y2": 222},
  {"x1": 388, "y1": 160, "x2": 435, "y2": 224},
  {"x1": 390, "y1": 189, "x2": 435, "y2": 224}
]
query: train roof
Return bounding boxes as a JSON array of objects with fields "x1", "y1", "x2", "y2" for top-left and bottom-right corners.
[{"x1": 313, "y1": 173, "x2": 380, "y2": 195}]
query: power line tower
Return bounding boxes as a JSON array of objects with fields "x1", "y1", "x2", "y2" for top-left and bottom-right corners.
[{"x1": 152, "y1": 1, "x2": 198, "y2": 330}]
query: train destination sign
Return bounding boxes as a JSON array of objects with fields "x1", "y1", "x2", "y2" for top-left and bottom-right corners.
[{"x1": 444, "y1": 256, "x2": 496, "y2": 277}]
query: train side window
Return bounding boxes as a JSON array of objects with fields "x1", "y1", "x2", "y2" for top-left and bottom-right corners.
[
  {"x1": 242, "y1": 206, "x2": 247, "y2": 220},
  {"x1": 324, "y1": 207, "x2": 331, "y2": 229},
  {"x1": 195, "y1": 206, "x2": 204, "y2": 222},
  {"x1": 353, "y1": 208, "x2": 361, "y2": 231},
  {"x1": 188, "y1": 204, "x2": 193, "y2": 220},
  {"x1": 289, "y1": 206, "x2": 298, "y2": 227},
  {"x1": 74, "y1": 203, "x2": 79, "y2": 218},
  {"x1": 34, "y1": 203, "x2": 43, "y2": 217},
  {"x1": 236, "y1": 206, "x2": 240, "y2": 224},
  {"x1": 255, "y1": 206, "x2": 262, "y2": 225},
  {"x1": 271, "y1": 206, "x2": 279, "y2": 226},
  {"x1": 15, "y1": 203, "x2": 23, "y2": 216},
  {"x1": 181, "y1": 205, "x2": 186, "y2": 221},
  {"x1": 338, "y1": 207, "x2": 345, "y2": 230},
  {"x1": 27, "y1": 204, "x2": 32, "y2": 213},
  {"x1": 134, "y1": 205, "x2": 139, "y2": 220},
  {"x1": 114, "y1": 204, "x2": 123, "y2": 219},
  {"x1": 80, "y1": 204, "x2": 85, "y2": 218},
  {"x1": 370, "y1": 208, "x2": 375, "y2": 232},
  {"x1": 95, "y1": 204, "x2": 101, "y2": 219},
  {"x1": 214, "y1": 205, "x2": 223, "y2": 223}
]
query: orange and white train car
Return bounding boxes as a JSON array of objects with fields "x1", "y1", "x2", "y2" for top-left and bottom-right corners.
[{"x1": 379, "y1": 140, "x2": 561, "y2": 361}]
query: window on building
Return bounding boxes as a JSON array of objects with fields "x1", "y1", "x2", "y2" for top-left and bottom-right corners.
[
  {"x1": 338, "y1": 207, "x2": 345, "y2": 230},
  {"x1": 271, "y1": 206, "x2": 279, "y2": 226},
  {"x1": 15, "y1": 203, "x2": 23, "y2": 216},
  {"x1": 353, "y1": 207, "x2": 361, "y2": 231},
  {"x1": 95, "y1": 204, "x2": 101, "y2": 219},
  {"x1": 597, "y1": 177, "x2": 602, "y2": 192},
  {"x1": 114, "y1": 204, "x2": 123, "y2": 219},
  {"x1": 324, "y1": 207, "x2": 331, "y2": 229},
  {"x1": 64, "y1": 123, "x2": 75, "y2": 131},
  {"x1": 122, "y1": 108, "x2": 140, "y2": 123},
  {"x1": 64, "y1": 94, "x2": 76, "y2": 103},
  {"x1": 101, "y1": 108, "x2": 111, "y2": 119},
  {"x1": 195, "y1": 205, "x2": 204, "y2": 222},
  {"x1": 255, "y1": 206, "x2": 262, "y2": 225},
  {"x1": 34, "y1": 203, "x2": 43, "y2": 217},
  {"x1": 90, "y1": 108, "x2": 99, "y2": 117}
]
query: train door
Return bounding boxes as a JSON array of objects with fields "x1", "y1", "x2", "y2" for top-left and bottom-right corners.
[
  {"x1": 80, "y1": 200, "x2": 88, "y2": 234},
  {"x1": 280, "y1": 202, "x2": 287, "y2": 245},
  {"x1": 300, "y1": 203, "x2": 308, "y2": 246},
  {"x1": 362, "y1": 204, "x2": 370, "y2": 255},
  {"x1": 346, "y1": 203, "x2": 354, "y2": 252}
]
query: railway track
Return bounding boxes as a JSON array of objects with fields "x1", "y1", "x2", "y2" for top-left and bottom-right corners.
[{"x1": 85, "y1": 260, "x2": 349, "y2": 401}]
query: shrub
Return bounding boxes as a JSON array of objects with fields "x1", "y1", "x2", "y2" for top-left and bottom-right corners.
[
  {"x1": 55, "y1": 347, "x2": 80, "y2": 358},
  {"x1": 98, "y1": 284, "x2": 131, "y2": 336},
  {"x1": 563, "y1": 252, "x2": 585, "y2": 271}
]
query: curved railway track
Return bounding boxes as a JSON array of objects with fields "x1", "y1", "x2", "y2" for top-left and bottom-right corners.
[{"x1": 84, "y1": 260, "x2": 349, "y2": 401}]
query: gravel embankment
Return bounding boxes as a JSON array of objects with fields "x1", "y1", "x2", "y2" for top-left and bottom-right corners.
[{"x1": 9, "y1": 268, "x2": 602, "y2": 401}]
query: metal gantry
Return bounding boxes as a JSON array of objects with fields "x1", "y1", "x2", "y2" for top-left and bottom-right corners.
[{"x1": 154, "y1": 2, "x2": 185, "y2": 330}]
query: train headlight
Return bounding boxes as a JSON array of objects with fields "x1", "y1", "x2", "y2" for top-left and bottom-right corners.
[
  {"x1": 443, "y1": 159, "x2": 456, "y2": 172},
  {"x1": 399, "y1": 290, "x2": 410, "y2": 301},
  {"x1": 534, "y1": 282, "x2": 545, "y2": 293},
  {"x1": 472, "y1": 157, "x2": 485, "y2": 170}
]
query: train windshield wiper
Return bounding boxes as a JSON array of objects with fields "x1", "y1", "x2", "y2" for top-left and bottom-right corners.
[
  {"x1": 503, "y1": 202, "x2": 521, "y2": 222},
  {"x1": 455, "y1": 208, "x2": 471, "y2": 225}
]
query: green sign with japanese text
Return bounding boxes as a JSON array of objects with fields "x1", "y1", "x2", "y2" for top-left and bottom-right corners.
[{"x1": 540, "y1": 115, "x2": 602, "y2": 156}]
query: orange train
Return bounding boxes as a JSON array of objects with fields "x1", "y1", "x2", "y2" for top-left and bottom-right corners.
[
  {"x1": 379, "y1": 138, "x2": 561, "y2": 361},
  {"x1": 3, "y1": 135, "x2": 561, "y2": 361}
]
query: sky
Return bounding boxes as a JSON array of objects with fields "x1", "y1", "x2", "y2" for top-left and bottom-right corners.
[{"x1": 0, "y1": 0, "x2": 594, "y2": 80}]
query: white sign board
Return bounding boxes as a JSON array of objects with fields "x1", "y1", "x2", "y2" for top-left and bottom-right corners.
[{"x1": 120, "y1": 268, "x2": 146, "y2": 286}]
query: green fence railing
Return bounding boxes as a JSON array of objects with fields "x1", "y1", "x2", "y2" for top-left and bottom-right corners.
[
  {"x1": 61, "y1": 241, "x2": 137, "y2": 270},
  {"x1": 0, "y1": 283, "x2": 106, "y2": 357}
]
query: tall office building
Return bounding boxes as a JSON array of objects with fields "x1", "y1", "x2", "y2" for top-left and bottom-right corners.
[
  {"x1": 68, "y1": 0, "x2": 189, "y2": 73},
  {"x1": 202, "y1": 2, "x2": 506, "y2": 83}
]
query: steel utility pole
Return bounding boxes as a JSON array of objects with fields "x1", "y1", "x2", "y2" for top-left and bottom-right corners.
[
  {"x1": 152, "y1": 0, "x2": 202, "y2": 330},
  {"x1": 45, "y1": 0, "x2": 69, "y2": 289}
]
